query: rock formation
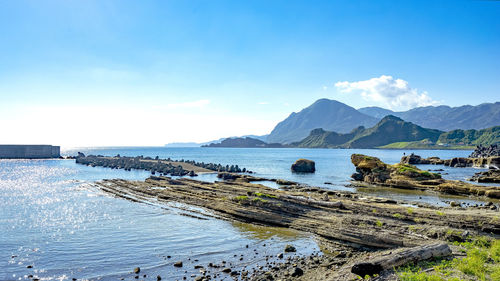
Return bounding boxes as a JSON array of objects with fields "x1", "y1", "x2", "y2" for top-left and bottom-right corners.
[
  {"x1": 75, "y1": 154, "x2": 248, "y2": 176},
  {"x1": 291, "y1": 159, "x2": 316, "y2": 173},
  {"x1": 470, "y1": 144, "x2": 500, "y2": 158},
  {"x1": 352, "y1": 154, "x2": 500, "y2": 198}
]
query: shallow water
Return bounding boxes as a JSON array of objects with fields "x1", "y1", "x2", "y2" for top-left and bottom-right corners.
[
  {"x1": 65, "y1": 147, "x2": 497, "y2": 205},
  {"x1": 1, "y1": 147, "x2": 496, "y2": 280},
  {"x1": 0, "y1": 159, "x2": 318, "y2": 281}
]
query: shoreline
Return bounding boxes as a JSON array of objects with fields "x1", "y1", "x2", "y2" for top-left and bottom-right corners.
[{"x1": 94, "y1": 173, "x2": 499, "y2": 280}]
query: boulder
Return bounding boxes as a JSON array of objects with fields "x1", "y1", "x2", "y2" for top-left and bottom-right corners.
[
  {"x1": 400, "y1": 153, "x2": 430, "y2": 165},
  {"x1": 469, "y1": 169, "x2": 500, "y2": 183},
  {"x1": 351, "y1": 154, "x2": 385, "y2": 170},
  {"x1": 291, "y1": 159, "x2": 315, "y2": 173}
]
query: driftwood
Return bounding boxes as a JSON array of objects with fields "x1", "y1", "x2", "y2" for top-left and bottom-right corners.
[{"x1": 351, "y1": 243, "x2": 452, "y2": 276}]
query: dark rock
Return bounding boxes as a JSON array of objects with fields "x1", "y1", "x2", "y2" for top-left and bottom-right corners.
[
  {"x1": 174, "y1": 261, "x2": 183, "y2": 267},
  {"x1": 284, "y1": 244, "x2": 296, "y2": 252},
  {"x1": 351, "y1": 262, "x2": 384, "y2": 276},
  {"x1": 401, "y1": 153, "x2": 430, "y2": 165},
  {"x1": 290, "y1": 267, "x2": 304, "y2": 277},
  {"x1": 222, "y1": 268, "x2": 232, "y2": 273},
  {"x1": 133, "y1": 267, "x2": 140, "y2": 274},
  {"x1": 291, "y1": 159, "x2": 315, "y2": 173},
  {"x1": 469, "y1": 144, "x2": 500, "y2": 158}
]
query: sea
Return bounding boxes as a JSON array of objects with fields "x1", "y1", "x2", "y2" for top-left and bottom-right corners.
[{"x1": 1, "y1": 147, "x2": 496, "y2": 281}]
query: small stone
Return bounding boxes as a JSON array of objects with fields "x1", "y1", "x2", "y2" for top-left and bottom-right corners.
[
  {"x1": 284, "y1": 244, "x2": 296, "y2": 252},
  {"x1": 222, "y1": 268, "x2": 232, "y2": 273},
  {"x1": 133, "y1": 267, "x2": 140, "y2": 274},
  {"x1": 290, "y1": 267, "x2": 303, "y2": 277},
  {"x1": 174, "y1": 261, "x2": 183, "y2": 267},
  {"x1": 277, "y1": 253, "x2": 284, "y2": 259},
  {"x1": 157, "y1": 276, "x2": 161, "y2": 281},
  {"x1": 27, "y1": 265, "x2": 33, "y2": 268}
]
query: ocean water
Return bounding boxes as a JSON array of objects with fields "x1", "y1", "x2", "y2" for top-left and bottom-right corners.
[
  {"x1": 1, "y1": 147, "x2": 496, "y2": 280},
  {"x1": 65, "y1": 147, "x2": 496, "y2": 205}
]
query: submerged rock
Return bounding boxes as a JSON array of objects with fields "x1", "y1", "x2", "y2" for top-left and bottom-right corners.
[{"x1": 291, "y1": 159, "x2": 315, "y2": 173}]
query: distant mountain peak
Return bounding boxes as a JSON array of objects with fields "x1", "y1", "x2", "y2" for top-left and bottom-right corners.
[{"x1": 268, "y1": 98, "x2": 500, "y2": 144}]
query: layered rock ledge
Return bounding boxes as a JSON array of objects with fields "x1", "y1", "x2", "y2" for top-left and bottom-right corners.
[{"x1": 94, "y1": 174, "x2": 499, "y2": 280}]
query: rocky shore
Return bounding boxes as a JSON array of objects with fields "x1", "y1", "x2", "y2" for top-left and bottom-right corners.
[
  {"x1": 75, "y1": 153, "x2": 249, "y2": 176},
  {"x1": 94, "y1": 171, "x2": 499, "y2": 280},
  {"x1": 351, "y1": 154, "x2": 500, "y2": 198}
]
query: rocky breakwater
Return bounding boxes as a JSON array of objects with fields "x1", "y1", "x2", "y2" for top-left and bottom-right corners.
[
  {"x1": 75, "y1": 153, "x2": 248, "y2": 176},
  {"x1": 351, "y1": 154, "x2": 500, "y2": 198},
  {"x1": 95, "y1": 174, "x2": 499, "y2": 280}
]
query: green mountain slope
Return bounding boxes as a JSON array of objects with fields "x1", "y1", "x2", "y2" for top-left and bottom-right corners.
[
  {"x1": 437, "y1": 126, "x2": 500, "y2": 146},
  {"x1": 294, "y1": 115, "x2": 443, "y2": 149},
  {"x1": 294, "y1": 127, "x2": 365, "y2": 148},
  {"x1": 344, "y1": 116, "x2": 443, "y2": 148}
]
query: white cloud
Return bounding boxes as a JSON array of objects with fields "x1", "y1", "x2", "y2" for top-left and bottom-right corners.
[
  {"x1": 335, "y1": 75, "x2": 440, "y2": 110},
  {"x1": 258, "y1": 101, "x2": 270, "y2": 105}
]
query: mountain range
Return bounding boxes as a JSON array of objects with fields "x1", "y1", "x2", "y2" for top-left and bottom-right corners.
[
  {"x1": 294, "y1": 115, "x2": 444, "y2": 148},
  {"x1": 268, "y1": 99, "x2": 500, "y2": 144}
]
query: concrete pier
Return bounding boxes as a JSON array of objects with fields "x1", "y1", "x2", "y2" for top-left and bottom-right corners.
[{"x1": 0, "y1": 145, "x2": 60, "y2": 159}]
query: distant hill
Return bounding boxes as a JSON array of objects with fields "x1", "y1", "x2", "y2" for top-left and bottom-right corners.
[
  {"x1": 357, "y1": 107, "x2": 395, "y2": 119},
  {"x1": 437, "y1": 126, "x2": 500, "y2": 146},
  {"x1": 165, "y1": 134, "x2": 269, "y2": 147},
  {"x1": 294, "y1": 115, "x2": 443, "y2": 148},
  {"x1": 267, "y1": 99, "x2": 378, "y2": 144},
  {"x1": 202, "y1": 137, "x2": 285, "y2": 148},
  {"x1": 358, "y1": 102, "x2": 500, "y2": 131},
  {"x1": 294, "y1": 127, "x2": 364, "y2": 148}
]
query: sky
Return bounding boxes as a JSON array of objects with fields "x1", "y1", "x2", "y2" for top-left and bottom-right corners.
[{"x1": 0, "y1": 0, "x2": 499, "y2": 147}]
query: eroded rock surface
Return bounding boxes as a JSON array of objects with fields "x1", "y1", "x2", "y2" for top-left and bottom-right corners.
[{"x1": 352, "y1": 154, "x2": 500, "y2": 198}]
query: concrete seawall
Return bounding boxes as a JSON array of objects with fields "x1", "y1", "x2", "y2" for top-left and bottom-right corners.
[{"x1": 0, "y1": 145, "x2": 60, "y2": 159}]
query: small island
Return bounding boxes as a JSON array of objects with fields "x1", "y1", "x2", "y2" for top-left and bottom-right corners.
[{"x1": 202, "y1": 137, "x2": 286, "y2": 148}]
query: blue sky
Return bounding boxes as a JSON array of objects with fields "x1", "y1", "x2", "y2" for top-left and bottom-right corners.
[{"x1": 0, "y1": 0, "x2": 499, "y2": 146}]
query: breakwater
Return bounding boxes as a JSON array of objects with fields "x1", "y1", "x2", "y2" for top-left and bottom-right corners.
[
  {"x1": 75, "y1": 153, "x2": 247, "y2": 176},
  {"x1": 0, "y1": 145, "x2": 60, "y2": 159}
]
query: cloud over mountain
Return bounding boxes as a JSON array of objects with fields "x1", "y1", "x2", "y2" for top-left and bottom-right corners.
[{"x1": 335, "y1": 75, "x2": 440, "y2": 110}]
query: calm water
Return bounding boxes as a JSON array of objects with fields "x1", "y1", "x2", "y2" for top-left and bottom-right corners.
[{"x1": 1, "y1": 147, "x2": 494, "y2": 280}]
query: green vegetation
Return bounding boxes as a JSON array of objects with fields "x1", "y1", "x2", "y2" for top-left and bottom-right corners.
[
  {"x1": 437, "y1": 126, "x2": 500, "y2": 146},
  {"x1": 397, "y1": 237, "x2": 500, "y2": 281},
  {"x1": 407, "y1": 208, "x2": 414, "y2": 215},
  {"x1": 393, "y1": 213, "x2": 403, "y2": 219},
  {"x1": 376, "y1": 220, "x2": 383, "y2": 227},
  {"x1": 255, "y1": 192, "x2": 277, "y2": 199},
  {"x1": 394, "y1": 164, "x2": 441, "y2": 179},
  {"x1": 436, "y1": 211, "x2": 445, "y2": 216},
  {"x1": 379, "y1": 140, "x2": 475, "y2": 150},
  {"x1": 252, "y1": 197, "x2": 268, "y2": 203},
  {"x1": 234, "y1": 195, "x2": 249, "y2": 201}
]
